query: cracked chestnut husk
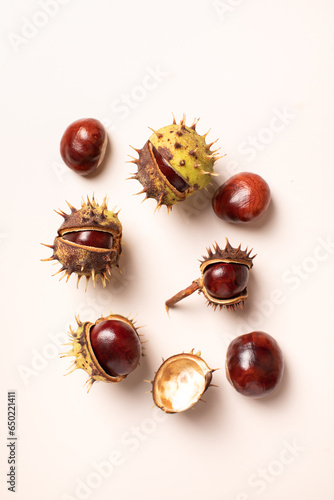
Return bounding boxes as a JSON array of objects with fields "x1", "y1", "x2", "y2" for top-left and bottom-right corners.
[
  {"x1": 128, "y1": 114, "x2": 221, "y2": 212},
  {"x1": 165, "y1": 239, "x2": 255, "y2": 312},
  {"x1": 151, "y1": 350, "x2": 215, "y2": 413},
  {"x1": 62, "y1": 314, "x2": 143, "y2": 391},
  {"x1": 226, "y1": 332, "x2": 284, "y2": 398},
  {"x1": 42, "y1": 195, "x2": 122, "y2": 288}
]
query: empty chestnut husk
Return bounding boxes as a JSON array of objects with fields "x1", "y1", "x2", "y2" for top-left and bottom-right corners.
[
  {"x1": 152, "y1": 350, "x2": 215, "y2": 413},
  {"x1": 60, "y1": 118, "x2": 107, "y2": 176},
  {"x1": 165, "y1": 239, "x2": 255, "y2": 311}
]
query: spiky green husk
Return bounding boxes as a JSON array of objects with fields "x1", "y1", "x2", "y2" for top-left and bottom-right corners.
[
  {"x1": 42, "y1": 195, "x2": 122, "y2": 288},
  {"x1": 129, "y1": 115, "x2": 221, "y2": 211}
]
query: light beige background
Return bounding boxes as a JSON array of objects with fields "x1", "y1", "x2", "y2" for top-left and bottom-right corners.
[{"x1": 1, "y1": 0, "x2": 334, "y2": 499}]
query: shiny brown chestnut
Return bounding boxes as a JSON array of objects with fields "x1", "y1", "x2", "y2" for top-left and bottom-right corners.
[
  {"x1": 62, "y1": 314, "x2": 142, "y2": 391},
  {"x1": 212, "y1": 172, "x2": 271, "y2": 223},
  {"x1": 203, "y1": 262, "x2": 249, "y2": 300},
  {"x1": 225, "y1": 331, "x2": 284, "y2": 398},
  {"x1": 60, "y1": 118, "x2": 107, "y2": 175}
]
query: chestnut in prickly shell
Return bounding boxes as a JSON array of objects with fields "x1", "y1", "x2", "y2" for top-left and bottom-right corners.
[{"x1": 212, "y1": 172, "x2": 271, "y2": 223}]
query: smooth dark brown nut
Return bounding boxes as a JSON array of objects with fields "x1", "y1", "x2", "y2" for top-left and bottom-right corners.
[
  {"x1": 226, "y1": 331, "x2": 284, "y2": 398},
  {"x1": 212, "y1": 172, "x2": 271, "y2": 223},
  {"x1": 60, "y1": 118, "x2": 107, "y2": 176}
]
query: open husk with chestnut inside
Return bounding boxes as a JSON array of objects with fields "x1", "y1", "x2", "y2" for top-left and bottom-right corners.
[
  {"x1": 152, "y1": 350, "x2": 215, "y2": 413},
  {"x1": 165, "y1": 239, "x2": 255, "y2": 312},
  {"x1": 42, "y1": 195, "x2": 122, "y2": 289},
  {"x1": 61, "y1": 314, "x2": 142, "y2": 391},
  {"x1": 128, "y1": 114, "x2": 221, "y2": 212}
]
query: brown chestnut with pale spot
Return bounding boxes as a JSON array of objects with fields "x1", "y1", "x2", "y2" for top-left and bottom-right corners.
[
  {"x1": 60, "y1": 118, "x2": 107, "y2": 176},
  {"x1": 225, "y1": 332, "x2": 284, "y2": 398},
  {"x1": 212, "y1": 172, "x2": 271, "y2": 223}
]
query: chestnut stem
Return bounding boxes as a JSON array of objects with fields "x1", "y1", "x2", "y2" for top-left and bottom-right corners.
[{"x1": 165, "y1": 281, "x2": 200, "y2": 312}]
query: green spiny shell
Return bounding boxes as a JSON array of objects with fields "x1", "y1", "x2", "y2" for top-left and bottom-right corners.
[
  {"x1": 152, "y1": 349, "x2": 214, "y2": 413},
  {"x1": 129, "y1": 115, "x2": 221, "y2": 211}
]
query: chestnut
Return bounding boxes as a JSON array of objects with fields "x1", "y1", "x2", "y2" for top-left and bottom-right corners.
[
  {"x1": 202, "y1": 262, "x2": 249, "y2": 300},
  {"x1": 212, "y1": 172, "x2": 271, "y2": 223},
  {"x1": 60, "y1": 118, "x2": 107, "y2": 175},
  {"x1": 152, "y1": 350, "x2": 215, "y2": 413},
  {"x1": 225, "y1": 331, "x2": 284, "y2": 398},
  {"x1": 90, "y1": 319, "x2": 141, "y2": 378}
]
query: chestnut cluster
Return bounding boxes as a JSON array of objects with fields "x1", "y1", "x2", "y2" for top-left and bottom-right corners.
[
  {"x1": 42, "y1": 114, "x2": 284, "y2": 416},
  {"x1": 151, "y1": 331, "x2": 283, "y2": 413},
  {"x1": 59, "y1": 117, "x2": 272, "y2": 224},
  {"x1": 63, "y1": 310, "x2": 283, "y2": 409}
]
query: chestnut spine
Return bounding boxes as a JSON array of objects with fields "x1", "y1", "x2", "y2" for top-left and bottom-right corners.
[
  {"x1": 150, "y1": 349, "x2": 215, "y2": 413},
  {"x1": 60, "y1": 118, "x2": 108, "y2": 176}
]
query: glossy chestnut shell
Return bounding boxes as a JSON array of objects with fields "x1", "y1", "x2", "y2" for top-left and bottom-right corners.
[
  {"x1": 62, "y1": 314, "x2": 142, "y2": 391},
  {"x1": 225, "y1": 331, "x2": 284, "y2": 398},
  {"x1": 212, "y1": 172, "x2": 271, "y2": 223},
  {"x1": 60, "y1": 118, "x2": 107, "y2": 176},
  {"x1": 152, "y1": 350, "x2": 214, "y2": 413}
]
